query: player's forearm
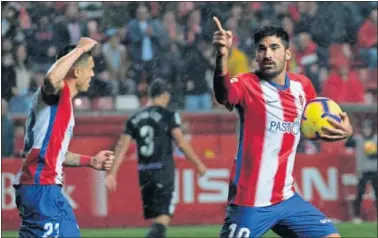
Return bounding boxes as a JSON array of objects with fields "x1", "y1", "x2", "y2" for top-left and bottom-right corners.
[
  {"x1": 110, "y1": 138, "x2": 129, "y2": 176},
  {"x1": 213, "y1": 53, "x2": 230, "y2": 105},
  {"x1": 63, "y1": 151, "x2": 92, "y2": 167},
  {"x1": 111, "y1": 150, "x2": 126, "y2": 176},
  {"x1": 178, "y1": 142, "x2": 202, "y2": 167},
  {"x1": 44, "y1": 47, "x2": 85, "y2": 94}
]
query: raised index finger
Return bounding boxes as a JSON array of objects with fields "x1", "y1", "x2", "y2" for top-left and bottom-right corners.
[{"x1": 213, "y1": 16, "x2": 224, "y2": 32}]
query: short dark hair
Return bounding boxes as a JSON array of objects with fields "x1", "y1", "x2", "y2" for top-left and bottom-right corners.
[
  {"x1": 56, "y1": 44, "x2": 93, "y2": 66},
  {"x1": 253, "y1": 25, "x2": 290, "y2": 49},
  {"x1": 149, "y1": 78, "x2": 170, "y2": 98}
]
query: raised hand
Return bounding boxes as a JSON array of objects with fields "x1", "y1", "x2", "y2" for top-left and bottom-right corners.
[
  {"x1": 77, "y1": 37, "x2": 98, "y2": 53},
  {"x1": 212, "y1": 16, "x2": 233, "y2": 56}
]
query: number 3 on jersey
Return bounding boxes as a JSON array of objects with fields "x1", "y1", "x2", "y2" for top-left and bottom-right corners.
[{"x1": 139, "y1": 125, "x2": 154, "y2": 157}]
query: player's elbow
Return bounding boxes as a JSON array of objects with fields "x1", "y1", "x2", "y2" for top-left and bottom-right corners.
[
  {"x1": 213, "y1": 88, "x2": 229, "y2": 106},
  {"x1": 214, "y1": 92, "x2": 225, "y2": 105},
  {"x1": 177, "y1": 139, "x2": 193, "y2": 154},
  {"x1": 177, "y1": 141, "x2": 187, "y2": 151},
  {"x1": 213, "y1": 71, "x2": 233, "y2": 104},
  {"x1": 43, "y1": 76, "x2": 59, "y2": 95}
]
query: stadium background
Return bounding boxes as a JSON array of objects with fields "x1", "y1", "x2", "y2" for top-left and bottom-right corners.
[{"x1": 1, "y1": 1, "x2": 377, "y2": 237}]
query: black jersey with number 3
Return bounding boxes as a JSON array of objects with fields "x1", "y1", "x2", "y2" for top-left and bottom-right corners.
[{"x1": 124, "y1": 106, "x2": 181, "y2": 170}]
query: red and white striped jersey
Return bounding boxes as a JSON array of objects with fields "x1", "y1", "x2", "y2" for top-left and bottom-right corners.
[
  {"x1": 14, "y1": 81, "x2": 75, "y2": 185},
  {"x1": 226, "y1": 72, "x2": 316, "y2": 207}
]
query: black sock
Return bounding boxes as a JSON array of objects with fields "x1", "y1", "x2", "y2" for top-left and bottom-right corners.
[{"x1": 145, "y1": 222, "x2": 167, "y2": 238}]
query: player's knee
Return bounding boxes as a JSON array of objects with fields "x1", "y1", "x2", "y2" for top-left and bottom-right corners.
[
  {"x1": 155, "y1": 214, "x2": 171, "y2": 226},
  {"x1": 324, "y1": 233, "x2": 341, "y2": 238}
]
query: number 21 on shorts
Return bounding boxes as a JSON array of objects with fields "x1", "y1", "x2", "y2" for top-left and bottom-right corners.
[
  {"x1": 43, "y1": 222, "x2": 60, "y2": 237},
  {"x1": 229, "y1": 223, "x2": 250, "y2": 238}
]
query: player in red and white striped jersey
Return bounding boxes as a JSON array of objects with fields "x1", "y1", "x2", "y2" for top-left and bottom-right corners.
[
  {"x1": 13, "y1": 38, "x2": 114, "y2": 238},
  {"x1": 212, "y1": 18, "x2": 353, "y2": 238}
]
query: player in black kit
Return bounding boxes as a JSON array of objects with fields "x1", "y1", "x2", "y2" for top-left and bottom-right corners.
[{"x1": 106, "y1": 79, "x2": 207, "y2": 238}]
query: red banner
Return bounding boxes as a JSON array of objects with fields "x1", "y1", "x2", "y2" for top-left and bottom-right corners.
[{"x1": 2, "y1": 154, "x2": 376, "y2": 230}]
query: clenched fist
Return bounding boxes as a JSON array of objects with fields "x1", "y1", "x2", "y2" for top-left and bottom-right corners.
[
  {"x1": 90, "y1": 150, "x2": 114, "y2": 171},
  {"x1": 212, "y1": 16, "x2": 233, "y2": 56},
  {"x1": 77, "y1": 37, "x2": 98, "y2": 53}
]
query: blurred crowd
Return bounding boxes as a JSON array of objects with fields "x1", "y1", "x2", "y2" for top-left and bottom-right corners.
[{"x1": 1, "y1": 1, "x2": 377, "y2": 114}]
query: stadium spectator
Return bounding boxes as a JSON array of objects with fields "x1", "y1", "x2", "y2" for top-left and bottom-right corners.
[
  {"x1": 154, "y1": 44, "x2": 183, "y2": 110},
  {"x1": 84, "y1": 43, "x2": 117, "y2": 98},
  {"x1": 159, "y1": 10, "x2": 185, "y2": 47},
  {"x1": 358, "y1": 9, "x2": 377, "y2": 69},
  {"x1": 102, "y1": 2, "x2": 132, "y2": 30},
  {"x1": 1, "y1": 99, "x2": 14, "y2": 157},
  {"x1": 294, "y1": 31, "x2": 321, "y2": 93},
  {"x1": 182, "y1": 40, "x2": 213, "y2": 112},
  {"x1": 225, "y1": 16, "x2": 250, "y2": 77},
  {"x1": 54, "y1": 3, "x2": 88, "y2": 49},
  {"x1": 345, "y1": 119, "x2": 377, "y2": 224},
  {"x1": 28, "y1": 13, "x2": 56, "y2": 73},
  {"x1": 281, "y1": 14, "x2": 295, "y2": 38},
  {"x1": 8, "y1": 44, "x2": 33, "y2": 114},
  {"x1": 1, "y1": 1, "x2": 376, "y2": 111},
  {"x1": 126, "y1": 4, "x2": 163, "y2": 84},
  {"x1": 230, "y1": 4, "x2": 243, "y2": 19},
  {"x1": 322, "y1": 66, "x2": 365, "y2": 103},
  {"x1": 281, "y1": 15, "x2": 300, "y2": 73},
  {"x1": 296, "y1": 2, "x2": 335, "y2": 69},
  {"x1": 2, "y1": 3, "x2": 20, "y2": 39},
  {"x1": 27, "y1": 2, "x2": 57, "y2": 25},
  {"x1": 87, "y1": 20, "x2": 103, "y2": 42},
  {"x1": 176, "y1": 2, "x2": 195, "y2": 24},
  {"x1": 184, "y1": 8, "x2": 202, "y2": 46},
  {"x1": 102, "y1": 28, "x2": 128, "y2": 95},
  {"x1": 2, "y1": 49, "x2": 16, "y2": 102},
  {"x1": 296, "y1": 2, "x2": 334, "y2": 49}
]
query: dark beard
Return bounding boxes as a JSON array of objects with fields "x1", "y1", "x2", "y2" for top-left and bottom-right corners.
[
  {"x1": 255, "y1": 62, "x2": 285, "y2": 81},
  {"x1": 255, "y1": 68, "x2": 283, "y2": 81}
]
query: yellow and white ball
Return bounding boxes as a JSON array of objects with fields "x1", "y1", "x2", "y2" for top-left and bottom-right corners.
[{"x1": 301, "y1": 97, "x2": 343, "y2": 139}]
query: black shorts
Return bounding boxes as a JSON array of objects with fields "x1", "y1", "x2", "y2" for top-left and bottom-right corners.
[{"x1": 140, "y1": 172, "x2": 175, "y2": 219}]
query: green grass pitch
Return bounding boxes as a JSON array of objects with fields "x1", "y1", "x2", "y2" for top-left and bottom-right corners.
[{"x1": 2, "y1": 222, "x2": 377, "y2": 237}]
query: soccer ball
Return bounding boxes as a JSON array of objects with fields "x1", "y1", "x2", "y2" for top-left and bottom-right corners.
[
  {"x1": 364, "y1": 141, "x2": 377, "y2": 155},
  {"x1": 301, "y1": 97, "x2": 342, "y2": 139}
]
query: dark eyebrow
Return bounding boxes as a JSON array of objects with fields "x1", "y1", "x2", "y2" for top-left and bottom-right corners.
[
  {"x1": 257, "y1": 44, "x2": 266, "y2": 48},
  {"x1": 258, "y1": 43, "x2": 281, "y2": 48}
]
